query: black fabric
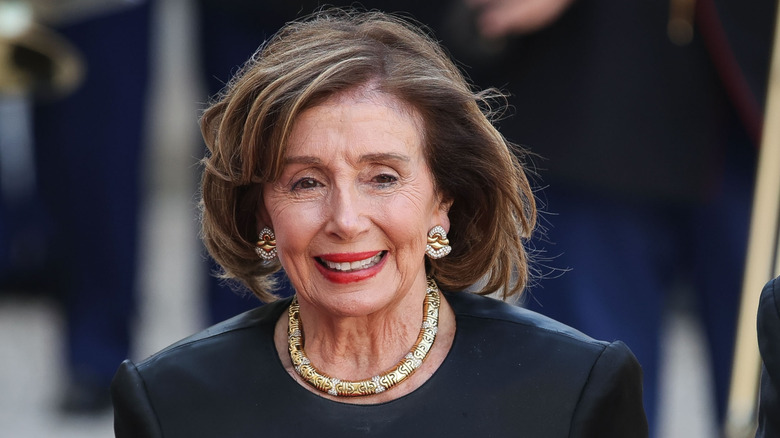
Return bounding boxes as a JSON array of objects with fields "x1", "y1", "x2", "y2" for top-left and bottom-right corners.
[
  {"x1": 757, "y1": 276, "x2": 780, "y2": 437},
  {"x1": 111, "y1": 292, "x2": 647, "y2": 437}
]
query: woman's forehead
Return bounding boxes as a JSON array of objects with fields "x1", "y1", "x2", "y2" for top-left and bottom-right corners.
[
  {"x1": 286, "y1": 87, "x2": 423, "y2": 142},
  {"x1": 318, "y1": 85, "x2": 419, "y2": 120},
  {"x1": 285, "y1": 95, "x2": 424, "y2": 158}
]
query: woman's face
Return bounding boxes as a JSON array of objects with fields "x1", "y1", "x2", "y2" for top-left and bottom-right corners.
[{"x1": 262, "y1": 91, "x2": 450, "y2": 317}]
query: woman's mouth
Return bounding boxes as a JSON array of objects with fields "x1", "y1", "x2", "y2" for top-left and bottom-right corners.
[{"x1": 317, "y1": 251, "x2": 385, "y2": 272}]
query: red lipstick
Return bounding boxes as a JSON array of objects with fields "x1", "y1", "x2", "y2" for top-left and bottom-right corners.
[
  {"x1": 314, "y1": 251, "x2": 386, "y2": 284},
  {"x1": 316, "y1": 251, "x2": 381, "y2": 263}
]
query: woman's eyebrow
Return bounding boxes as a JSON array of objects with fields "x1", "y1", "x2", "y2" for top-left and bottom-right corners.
[
  {"x1": 359, "y1": 153, "x2": 410, "y2": 163},
  {"x1": 283, "y1": 153, "x2": 410, "y2": 165},
  {"x1": 283, "y1": 156, "x2": 322, "y2": 165}
]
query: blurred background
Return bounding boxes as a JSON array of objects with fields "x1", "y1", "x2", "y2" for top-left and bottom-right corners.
[{"x1": 1, "y1": 0, "x2": 776, "y2": 437}]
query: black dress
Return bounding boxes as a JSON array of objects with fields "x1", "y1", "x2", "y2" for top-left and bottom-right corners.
[{"x1": 111, "y1": 291, "x2": 648, "y2": 437}]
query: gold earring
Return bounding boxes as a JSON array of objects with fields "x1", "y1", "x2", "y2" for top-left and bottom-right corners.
[
  {"x1": 426, "y1": 225, "x2": 451, "y2": 259},
  {"x1": 255, "y1": 227, "x2": 277, "y2": 261}
]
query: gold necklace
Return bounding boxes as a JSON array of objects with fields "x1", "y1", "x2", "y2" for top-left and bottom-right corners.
[{"x1": 287, "y1": 278, "x2": 441, "y2": 397}]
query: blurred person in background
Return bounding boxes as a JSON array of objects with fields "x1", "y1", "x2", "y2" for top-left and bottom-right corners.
[
  {"x1": 434, "y1": 0, "x2": 775, "y2": 435},
  {"x1": 31, "y1": 0, "x2": 152, "y2": 413},
  {"x1": 0, "y1": 0, "x2": 151, "y2": 414}
]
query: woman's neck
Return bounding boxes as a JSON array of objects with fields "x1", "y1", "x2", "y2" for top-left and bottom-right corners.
[
  {"x1": 296, "y1": 288, "x2": 426, "y2": 378},
  {"x1": 274, "y1": 288, "x2": 456, "y2": 404}
]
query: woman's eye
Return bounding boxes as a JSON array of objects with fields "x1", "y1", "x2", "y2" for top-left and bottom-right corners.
[
  {"x1": 372, "y1": 173, "x2": 398, "y2": 185},
  {"x1": 292, "y1": 177, "x2": 321, "y2": 190}
]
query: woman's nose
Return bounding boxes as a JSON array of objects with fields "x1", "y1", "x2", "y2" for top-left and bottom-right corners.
[{"x1": 325, "y1": 185, "x2": 370, "y2": 240}]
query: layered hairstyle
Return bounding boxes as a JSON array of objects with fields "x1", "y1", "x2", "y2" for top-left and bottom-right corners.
[{"x1": 200, "y1": 8, "x2": 536, "y2": 302}]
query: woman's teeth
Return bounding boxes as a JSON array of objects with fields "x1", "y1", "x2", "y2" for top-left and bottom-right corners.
[{"x1": 321, "y1": 252, "x2": 383, "y2": 272}]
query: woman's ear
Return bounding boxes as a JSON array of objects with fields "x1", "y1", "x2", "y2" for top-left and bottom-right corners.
[{"x1": 435, "y1": 197, "x2": 453, "y2": 232}]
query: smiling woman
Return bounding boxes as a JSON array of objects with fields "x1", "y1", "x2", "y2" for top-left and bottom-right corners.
[
  {"x1": 110, "y1": 7, "x2": 648, "y2": 437},
  {"x1": 262, "y1": 90, "x2": 447, "y2": 319}
]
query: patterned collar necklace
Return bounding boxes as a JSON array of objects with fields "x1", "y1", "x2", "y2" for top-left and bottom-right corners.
[{"x1": 287, "y1": 278, "x2": 441, "y2": 397}]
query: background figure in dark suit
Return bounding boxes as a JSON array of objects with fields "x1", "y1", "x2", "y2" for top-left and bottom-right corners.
[
  {"x1": 447, "y1": 0, "x2": 776, "y2": 435},
  {"x1": 31, "y1": 2, "x2": 152, "y2": 412},
  {"x1": 757, "y1": 275, "x2": 780, "y2": 437}
]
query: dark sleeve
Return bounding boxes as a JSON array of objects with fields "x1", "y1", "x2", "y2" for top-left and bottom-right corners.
[
  {"x1": 569, "y1": 341, "x2": 649, "y2": 438},
  {"x1": 110, "y1": 359, "x2": 163, "y2": 438},
  {"x1": 756, "y1": 276, "x2": 780, "y2": 438}
]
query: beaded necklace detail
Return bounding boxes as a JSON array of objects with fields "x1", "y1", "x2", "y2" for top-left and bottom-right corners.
[{"x1": 287, "y1": 278, "x2": 441, "y2": 397}]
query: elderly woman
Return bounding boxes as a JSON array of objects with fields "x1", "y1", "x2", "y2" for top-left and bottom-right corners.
[{"x1": 111, "y1": 9, "x2": 647, "y2": 437}]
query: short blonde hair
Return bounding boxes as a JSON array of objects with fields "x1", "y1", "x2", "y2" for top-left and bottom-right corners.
[{"x1": 200, "y1": 8, "x2": 536, "y2": 302}]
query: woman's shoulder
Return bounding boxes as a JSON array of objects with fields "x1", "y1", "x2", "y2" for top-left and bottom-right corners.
[
  {"x1": 133, "y1": 297, "x2": 291, "y2": 372},
  {"x1": 111, "y1": 297, "x2": 296, "y2": 436},
  {"x1": 445, "y1": 291, "x2": 601, "y2": 343},
  {"x1": 445, "y1": 292, "x2": 600, "y2": 343},
  {"x1": 439, "y1": 291, "x2": 647, "y2": 436}
]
